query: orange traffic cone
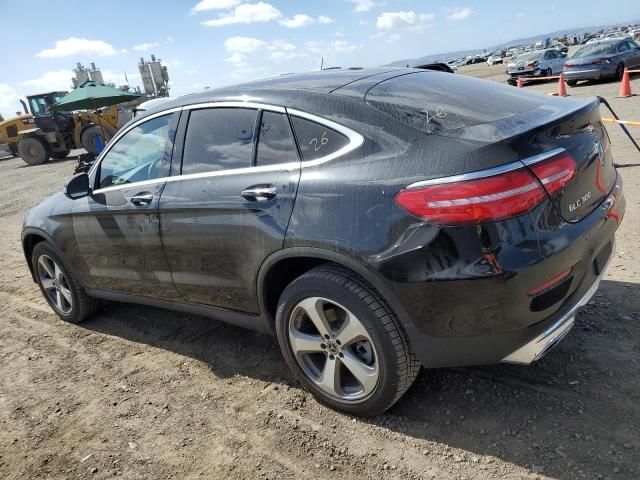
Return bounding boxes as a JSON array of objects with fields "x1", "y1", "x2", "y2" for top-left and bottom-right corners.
[
  {"x1": 619, "y1": 67, "x2": 632, "y2": 97},
  {"x1": 517, "y1": 77, "x2": 523, "y2": 88},
  {"x1": 557, "y1": 74, "x2": 568, "y2": 97}
]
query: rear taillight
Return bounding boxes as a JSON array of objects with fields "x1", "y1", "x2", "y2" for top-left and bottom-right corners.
[
  {"x1": 528, "y1": 153, "x2": 576, "y2": 196},
  {"x1": 395, "y1": 152, "x2": 577, "y2": 225}
]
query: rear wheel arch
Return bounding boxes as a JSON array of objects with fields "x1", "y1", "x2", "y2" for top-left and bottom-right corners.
[{"x1": 257, "y1": 248, "x2": 418, "y2": 335}]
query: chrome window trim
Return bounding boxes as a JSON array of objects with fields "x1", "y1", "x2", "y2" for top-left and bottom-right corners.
[
  {"x1": 89, "y1": 103, "x2": 364, "y2": 195},
  {"x1": 183, "y1": 101, "x2": 285, "y2": 113},
  {"x1": 92, "y1": 161, "x2": 300, "y2": 194},
  {"x1": 405, "y1": 148, "x2": 566, "y2": 189},
  {"x1": 286, "y1": 108, "x2": 364, "y2": 166}
]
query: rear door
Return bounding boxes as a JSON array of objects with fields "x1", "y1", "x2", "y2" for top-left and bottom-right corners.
[{"x1": 159, "y1": 104, "x2": 300, "y2": 312}]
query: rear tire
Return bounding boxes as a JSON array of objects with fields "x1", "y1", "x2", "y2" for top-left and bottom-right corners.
[
  {"x1": 275, "y1": 265, "x2": 420, "y2": 416},
  {"x1": 18, "y1": 137, "x2": 49, "y2": 165},
  {"x1": 615, "y1": 63, "x2": 625, "y2": 81},
  {"x1": 32, "y1": 242, "x2": 99, "y2": 324},
  {"x1": 80, "y1": 126, "x2": 105, "y2": 154}
]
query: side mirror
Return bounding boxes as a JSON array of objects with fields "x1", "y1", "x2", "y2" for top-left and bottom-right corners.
[{"x1": 64, "y1": 173, "x2": 90, "y2": 199}]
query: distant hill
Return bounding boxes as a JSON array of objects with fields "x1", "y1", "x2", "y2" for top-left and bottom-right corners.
[{"x1": 384, "y1": 21, "x2": 639, "y2": 67}]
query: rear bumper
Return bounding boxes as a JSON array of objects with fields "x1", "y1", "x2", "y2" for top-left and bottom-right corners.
[
  {"x1": 563, "y1": 66, "x2": 615, "y2": 81},
  {"x1": 501, "y1": 249, "x2": 609, "y2": 364}
]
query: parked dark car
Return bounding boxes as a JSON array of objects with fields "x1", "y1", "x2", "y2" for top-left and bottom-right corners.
[
  {"x1": 22, "y1": 68, "x2": 625, "y2": 416},
  {"x1": 563, "y1": 39, "x2": 640, "y2": 86}
]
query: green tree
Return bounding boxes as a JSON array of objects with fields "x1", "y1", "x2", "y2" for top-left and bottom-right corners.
[{"x1": 0, "y1": 113, "x2": 4, "y2": 122}]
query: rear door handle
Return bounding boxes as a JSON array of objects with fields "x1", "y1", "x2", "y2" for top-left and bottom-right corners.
[
  {"x1": 130, "y1": 192, "x2": 153, "y2": 206},
  {"x1": 241, "y1": 186, "x2": 277, "y2": 202}
]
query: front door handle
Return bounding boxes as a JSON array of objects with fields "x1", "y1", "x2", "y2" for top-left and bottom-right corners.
[
  {"x1": 130, "y1": 192, "x2": 153, "y2": 206},
  {"x1": 241, "y1": 185, "x2": 277, "y2": 202}
]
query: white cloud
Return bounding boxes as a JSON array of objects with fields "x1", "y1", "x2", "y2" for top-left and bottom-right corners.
[
  {"x1": 359, "y1": 20, "x2": 369, "y2": 26},
  {"x1": 191, "y1": 0, "x2": 240, "y2": 12},
  {"x1": 226, "y1": 52, "x2": 248, "y2": 67},
  {"x1": 318, "y1": 15, "x2": 334, "y2": 24},
  {"x1": 224, "y1": 36, "x2": 298, "y2": 65},
  {"x1": 201, "y1": 2, "x2": 281, "y2": 26},
  {"x1": 0, "y1": 84, "x2": 21, "y2": 117},
  {"x1": 224, "y1": 36, "x2": 267, "y2": 53},
  {"x1": 515, "y1": 11, "x2": 526, "y2": 18},
  {"x1": 133, "y1": 42, "x2": 160, "y2": 51},
  {"x1": 305, "y1": 40, "x2": 359, "y2": 55},
  {"x1": 446, "y1": 7, "x2": 474, "y2": 20},
  {"x1": 36, "y1": 38, "x2": 121, "y2": 58},
  {"x1": 279, "y1": 14, "x2": 314, "y2": 28},
  {"x1": 348, "y1": 0, "x2": 375, "y2": 12},
  {"x1": 376, "y1": 11, "x2": 435, "y2": 31},
  {"x1": 268, "y1": 39, "x2": 295, "y2": 52},
  {"x1": 21, "y1": 70, "x2": 73, "y2": 91}
]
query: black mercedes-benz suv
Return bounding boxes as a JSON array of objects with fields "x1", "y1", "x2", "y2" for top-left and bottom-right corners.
[{"x1": 22, "y1": 68, "x2": 625, "y2": 416}]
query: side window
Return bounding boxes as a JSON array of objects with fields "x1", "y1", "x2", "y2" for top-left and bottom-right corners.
[
  {"x1": 181, "y1": 108, "x2": 257, "y2": 175},
  {"x1": 256, "y1": 111, "x2": 298, "y2": 166},
  {"x1": 97, "y1": 113, "x2": 176, "y2": 189},
  {"x1": 290, "y1": 116, "x2": 349, "y2": 162},
  {"x1": 618, "y1": 42, "x2": 629, "y2": 53}
]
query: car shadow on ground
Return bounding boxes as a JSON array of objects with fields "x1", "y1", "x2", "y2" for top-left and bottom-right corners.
[{"x1": 79, "y1": 278, "x2": 640, "y2": 479}]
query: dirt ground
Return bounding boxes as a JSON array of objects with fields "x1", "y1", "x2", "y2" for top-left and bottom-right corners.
[{"x1": 1, "y1": 68, "x2": 639, "y2": 480}]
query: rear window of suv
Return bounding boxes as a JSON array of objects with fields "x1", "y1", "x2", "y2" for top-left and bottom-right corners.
[{"x1": 365, "y1": 71, "x2": 544, "y2": 135}]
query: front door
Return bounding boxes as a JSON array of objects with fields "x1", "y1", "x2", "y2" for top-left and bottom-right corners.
[
  {"x1": 72, "y1": 111, "x2": 182, "y2": 299},
  {"x1": 159, "y1": 106, "x2": 300, "y2": 313}
]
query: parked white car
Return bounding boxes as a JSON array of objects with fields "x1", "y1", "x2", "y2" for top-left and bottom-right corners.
[
  {"x1": 487, "y1": 54, "x2": 504, "y2": 66},
  {"x1": 506, "y1": 48, "x2": 566, "y2": 85}
]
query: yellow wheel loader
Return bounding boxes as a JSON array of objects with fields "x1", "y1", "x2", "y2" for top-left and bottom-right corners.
[{"x1": 0, "y1": 91, "x2": 130, "y2": 166}]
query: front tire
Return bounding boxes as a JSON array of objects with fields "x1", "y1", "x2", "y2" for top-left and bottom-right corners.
[
  {"x1": 32, "y1": 242, "x2": 99, "y2": 323},
  {"x1": 275, "y1": 265, "x2": 420, "y2": 416},
  {"x1": 18, "y1": 137, "x2": 49, "y2": 165}
]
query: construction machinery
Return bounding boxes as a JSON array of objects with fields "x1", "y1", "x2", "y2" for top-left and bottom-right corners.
[
  {"x1": 0, "y1": 113, "x2": 36, "y2": 157},
  {"x1": 0, "y1": 91, "x2": 127, "y2": 166}
]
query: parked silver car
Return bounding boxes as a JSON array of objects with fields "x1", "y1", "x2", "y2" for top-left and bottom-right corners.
[
  {"x1": 563, "y1": 39, "x2": 640, "y2": 86},
  {"x1": 506, "y1": 49, "x2": 566, "y2": 85}
]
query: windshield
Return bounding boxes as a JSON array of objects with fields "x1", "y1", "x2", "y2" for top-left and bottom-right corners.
[
  {"x1": 573, "y1": 44, "x2": 617, "y2": 58},
  {"x1": 514, "y1": 51, "x2": 541, "y2": 62}
]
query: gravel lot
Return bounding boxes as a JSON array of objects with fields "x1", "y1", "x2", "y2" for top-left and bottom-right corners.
[{"x1": 1, "y1": 69, "x2": 639, "y2": 480}]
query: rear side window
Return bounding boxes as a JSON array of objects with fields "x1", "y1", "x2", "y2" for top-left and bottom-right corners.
[
  {"x1": 256, "y1": 111, "x2": 298, "y2": 166},
  {"x1": 181, "y1": 108, "x2": 257, "y2": 175},
  {"x1": 290, "y1": 116, "x2": 349, "y2": 161}
]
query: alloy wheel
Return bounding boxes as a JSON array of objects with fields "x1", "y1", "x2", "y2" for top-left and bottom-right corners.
[
  {"x1": 37, "y1": 254, "x2": 73, "y2": 314},
  {"x1": 288, "y1": 297, "x2": 379, "y2": 401}
]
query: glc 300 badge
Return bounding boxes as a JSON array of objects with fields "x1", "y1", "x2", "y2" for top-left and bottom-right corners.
[{"x1": 569, "y1": 191, "x2": 592, "y2": 212}]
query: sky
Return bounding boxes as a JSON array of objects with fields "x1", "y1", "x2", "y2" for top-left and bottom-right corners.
[{"x1": 1, "y1": 0, "x2": 639, "y2": 116}]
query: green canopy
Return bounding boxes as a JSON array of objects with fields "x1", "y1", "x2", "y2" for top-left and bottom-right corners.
[{"x1": 51, "y1": 80, "x2": 140, "y2": 112}]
